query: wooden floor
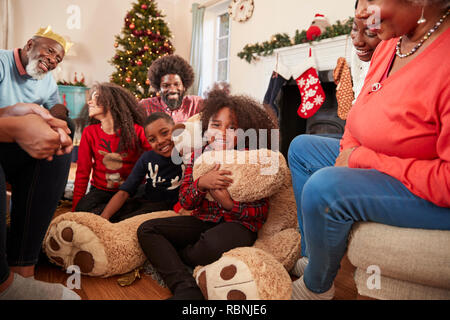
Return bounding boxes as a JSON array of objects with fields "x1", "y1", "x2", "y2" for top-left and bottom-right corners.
[
  {"x1": 34, "y1": 200, "x2": 171, "y2": 300},
  {"x1": 35, "y1": 246, "x2": 359, "y2": 300},
  {"x1": 35, "y1": 204, "x2": 361, "y2": 300},
  {"x1": 34, "y1": 163, "x2": 362, "y2": 300}
]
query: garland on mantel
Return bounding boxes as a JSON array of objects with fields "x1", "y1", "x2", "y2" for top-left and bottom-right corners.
[{"x1": 237, "y1": 17, "x2": 354, "y2": 63}]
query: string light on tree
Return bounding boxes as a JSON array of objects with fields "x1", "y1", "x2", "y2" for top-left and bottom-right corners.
[{"x1": 109, "y1": 0, "x2": 174, "y2": 99}]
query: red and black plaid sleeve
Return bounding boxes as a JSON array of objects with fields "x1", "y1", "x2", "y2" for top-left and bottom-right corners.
[{"x1": 225, "y1": 198, "x2": 269, "y2": 232}]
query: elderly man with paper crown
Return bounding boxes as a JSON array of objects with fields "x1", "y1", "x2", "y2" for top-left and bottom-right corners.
[{"x1": 0, "y1": 26, "x2": 80, "y2": 300}]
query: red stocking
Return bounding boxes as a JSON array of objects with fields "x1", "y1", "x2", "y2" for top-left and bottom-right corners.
[{"x1": 293, "y1": 49, "x2": 325, "y2": 119}]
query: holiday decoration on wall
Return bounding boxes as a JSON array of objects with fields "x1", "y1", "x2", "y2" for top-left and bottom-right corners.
[
  {"x1": 306, "y1": 14, "x2": 331, "y2": 41},
  {"x1": 57, "y1": 72, "x2": 86, "y2": 87},
  {"x1": 228, "y1": 0, "x2": 255, "y2": 22},
  {"x1": 237, "y1": 17, "x2": 353, "y2": 63},
  {"x1": 110, "y1": 0, "x2": 174, "y2": 99}
]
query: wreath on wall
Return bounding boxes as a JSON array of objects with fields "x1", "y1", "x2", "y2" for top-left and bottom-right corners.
[{"x1": 237, "y1": 17, "x2": 354, "y2": 63}]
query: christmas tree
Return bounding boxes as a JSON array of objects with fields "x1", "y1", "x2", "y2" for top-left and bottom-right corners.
[{"x1": 110, "y1": 0, "x2": 174, "y2": 99}]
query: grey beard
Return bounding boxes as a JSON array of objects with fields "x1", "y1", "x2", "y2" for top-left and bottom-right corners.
[{"x1": 26, "y1": 58, "x2": 47, "y2": 80}]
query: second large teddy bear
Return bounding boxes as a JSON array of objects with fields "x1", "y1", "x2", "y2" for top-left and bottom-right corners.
[{"x1": 43, "y1": 148, "x2": 300, "y2": 299}]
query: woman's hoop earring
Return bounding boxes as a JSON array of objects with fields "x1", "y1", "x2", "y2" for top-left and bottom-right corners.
[{"x1": 417, "y1": 7, "x2": 427, "y2": 24}]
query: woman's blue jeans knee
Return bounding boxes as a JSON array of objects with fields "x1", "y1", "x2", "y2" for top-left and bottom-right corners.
[
  {"x1": 288, "y1": 134, "x2": 340, "y2": 256},
  {"x1": 288, "y1": 134, "x2": 450, "y2": 294}
]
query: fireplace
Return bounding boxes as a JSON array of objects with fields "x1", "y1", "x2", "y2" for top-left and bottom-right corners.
[
  {"x1": 277, "y1": 70, "x2": 346, "y2": 159},
  {"x1": 259, "y1": 35, "x2": 353, "y2": 159}
]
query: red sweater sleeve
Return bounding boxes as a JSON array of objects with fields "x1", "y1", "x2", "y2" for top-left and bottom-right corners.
[
  {"x1": 344, "y1": 30, "x2": 450, "y2": 207},
  {"x1": 340, "y1": 125, "x2": 361, "y2": 152},
  {"x1": 136, "y1": 124, "x2": 152, "y2": 151},
  {"x1": 72, "y1": 127, "x2": 94, "y2": 211},
  {"x1": 349, "y1": 83, "x2": 450, "y2": 207}
]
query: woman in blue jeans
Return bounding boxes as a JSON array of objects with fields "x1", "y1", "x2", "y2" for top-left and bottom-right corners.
[{"x1": 288, "y1": 0, "x2": 450, "y2": 300}]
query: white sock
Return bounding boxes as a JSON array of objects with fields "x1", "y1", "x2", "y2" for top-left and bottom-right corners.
[
  {"x1": 290, "y1": 257, "x2": 309, "y2": 277},
  {"x1": 291, "y1": 276, "x2": 335, "y2": 300},
  {"x1": 0, "y1": 273, "x2": 81, "y2": 300}
]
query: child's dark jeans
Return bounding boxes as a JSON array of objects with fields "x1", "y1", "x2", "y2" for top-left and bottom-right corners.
[
  {"x1": 75, "y1": 186, "x2": 174, "y2": 223},
  {"x1": 137, "y1": 216, "x2": 257, "y2": 298}
]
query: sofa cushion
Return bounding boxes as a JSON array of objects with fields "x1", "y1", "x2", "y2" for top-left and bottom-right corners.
[
  {"x1": 347, "y1": 222, "x2": 450, "y2": 290},
  {"x1": 354, "y1": 268, "x2": 450, "y2": 300}
]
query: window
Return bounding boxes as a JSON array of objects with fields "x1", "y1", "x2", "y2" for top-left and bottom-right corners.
[
  {"x1": 200, "y1": 1, "x2": 231, "y2": 96},
  {"x1": 216, "y1": 12, "x2": 230, "y2": 82}
]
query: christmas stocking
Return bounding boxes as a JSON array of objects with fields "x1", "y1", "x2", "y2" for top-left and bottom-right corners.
[
  {"x1": 292, "y1": 49, "x2": 325, "y2": 118},
  {"x1": 263, "y1": 62, "x2": 290, "y2": 118},
  {"x1": 334, "y1": 57, "x2": 354, "y2": 120}
]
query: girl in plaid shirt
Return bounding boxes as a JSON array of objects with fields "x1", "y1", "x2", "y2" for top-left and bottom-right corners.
[{"x1": 137, "y1": 85, "x2": 278, "y2": 300}]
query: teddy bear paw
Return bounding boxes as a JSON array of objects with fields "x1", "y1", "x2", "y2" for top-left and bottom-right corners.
[{"x1": 44, "y1": 219, "x2": 109, "y2": 276}]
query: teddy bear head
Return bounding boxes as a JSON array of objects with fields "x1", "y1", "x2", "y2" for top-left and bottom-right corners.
[
  {"x1": 171, "y1": 114, "x2": 204, "y2": 163},
  {"x1": 193, "y1": 247, "x2": 292, "y2": 300}
]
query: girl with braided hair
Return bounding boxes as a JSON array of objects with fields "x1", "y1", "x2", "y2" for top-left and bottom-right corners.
[{"x1": 72, "y1": 82, "x2": 151, "y2": 215}]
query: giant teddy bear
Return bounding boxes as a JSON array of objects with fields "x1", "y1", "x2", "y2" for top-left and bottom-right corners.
[{"x1": 43, "y1": 120, "x2": 301, "y2": 300}]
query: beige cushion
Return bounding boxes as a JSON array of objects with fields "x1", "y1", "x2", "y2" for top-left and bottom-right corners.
[
  {"x1": 354, "y1": 268, "x2": 450, "y2": 300},
  {"x1": 348, "y1": 222, "x2": 450, "y2": 290}
]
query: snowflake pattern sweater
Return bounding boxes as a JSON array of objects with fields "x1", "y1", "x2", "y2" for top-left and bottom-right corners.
[{"x1": 72, "y1": 124, "x2": 151, "y2": 211}]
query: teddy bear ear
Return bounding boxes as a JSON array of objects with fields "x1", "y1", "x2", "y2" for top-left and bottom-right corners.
[{"x1": 197, "y1": 269, "x2": 209, "y2": 300}]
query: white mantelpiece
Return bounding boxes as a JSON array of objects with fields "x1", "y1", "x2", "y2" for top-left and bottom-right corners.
[{"x1": 260, "y1": 35, "x2": 353, "y2": 84}]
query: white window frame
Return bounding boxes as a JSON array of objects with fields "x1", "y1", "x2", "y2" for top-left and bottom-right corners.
[
  {"x1": 200, "y1": 0, "x2": 231, "y2": 96},
  {"x1": 215, "y1": 11, "x2": 231, "y2": 82}
]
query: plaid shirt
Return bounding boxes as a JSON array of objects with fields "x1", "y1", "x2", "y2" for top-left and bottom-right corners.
[
  {"x1": 179, "y1": 151, "x2": 269, "y2": 232},
  {"x1": 139, "y1": 95, "x2": 203, "y2": 123}
]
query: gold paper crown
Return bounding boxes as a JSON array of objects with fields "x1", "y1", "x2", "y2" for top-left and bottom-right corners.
[{"x1": 34, "y1": 26, "x2": 73, "y2": 54}]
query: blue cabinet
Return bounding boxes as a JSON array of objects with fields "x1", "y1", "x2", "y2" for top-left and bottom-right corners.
[{"x1": 58, "y1": 85, "x2": 89, "y2": 119}]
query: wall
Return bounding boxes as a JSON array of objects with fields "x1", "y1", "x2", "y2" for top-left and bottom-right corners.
[
  {"x1": 9, "y1": 0, "x2": 356, "y2": 100},
  {"x1": 184, "y1": 0, "x2": 356, "y2": 101},
  {"x1": 229, "y1": 0, "x2": 356, "y2": 100},
  {"x1": 9, "y1": 0, "x2": 177, "y2": 87}
]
